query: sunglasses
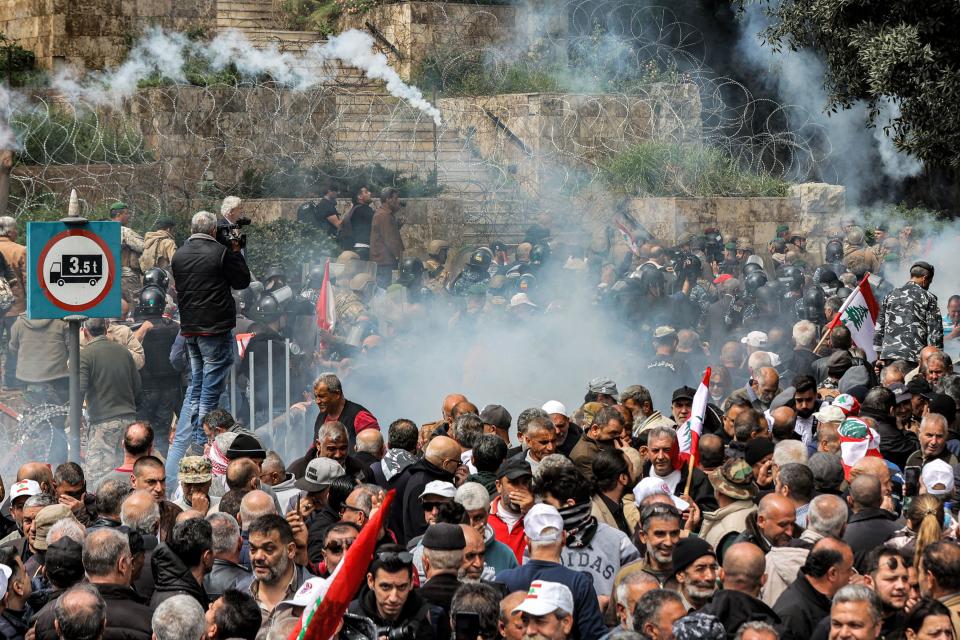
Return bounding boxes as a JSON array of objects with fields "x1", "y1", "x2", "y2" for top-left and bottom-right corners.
[
  {"x1": 324, "y1": 538, "x2": 356, "y2": 554},
  {"x1": 421, "y1": 502, "x2": 447, "y2": 513},
  {"x1": 377, "y1": 551, "x2": 413, "y2": 564}
]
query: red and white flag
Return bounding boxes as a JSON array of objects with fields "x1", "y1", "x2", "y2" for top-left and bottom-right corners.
[
  {"x1": 826, "y1": 273, "x2": 880, "y2": 362},
  {"x1": 616, "y1": 221, "x2": 640, "y2": 256},
  {"x1": 315, "y1": 260, "x2": 337, "y2": 332},
  {"x1": 677, "y1": 367, "x2": 710, "y2": 467},
  {"x1": 235, "y1": 332, "x2": 254, "y2": 359},
  {"x1": 838, "y1": 417, "x2": 883, "y2": 479}
]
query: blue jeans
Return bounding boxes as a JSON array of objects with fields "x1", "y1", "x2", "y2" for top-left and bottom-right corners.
[{"x1": 164, "y1": 333, "x2": 233, "y2": 487}]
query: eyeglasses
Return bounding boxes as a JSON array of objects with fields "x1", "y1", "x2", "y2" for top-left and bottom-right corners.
[
  {"x1": 377, "y1": 551, "x2": 413, "y2": 564},
  {"x1": 324, "y1": 538, "x2": 356, "y2": 554},
  {"x1": 341, "y1": 503, "x2": 368, "y2": 517}
]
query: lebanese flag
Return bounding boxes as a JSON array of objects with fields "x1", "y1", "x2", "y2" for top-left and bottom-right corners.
[
  {"x1": 289, "y1": 489, "x2": 395, "y2": 640},
  {"x1": 676, "y1": 368, "x2": 710, "y2": 468},
  {"x1": 235, "y1": 333, "x2": 254, "y2": 359},
  {"x1": 838, "y1": 417, "x2": 883, "y2": 479},
  {"x1": 316, "y1": 260, "x2": 337, "y2": 332},
  {"x1": 616, "y1": 221, "x2": 640, "y2": 256},
  {"x1": 826, "y1": 273, "x2": 880, "y2": 362}
]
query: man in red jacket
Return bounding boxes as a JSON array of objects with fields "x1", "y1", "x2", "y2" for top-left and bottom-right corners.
[{"x1": 488, "y1": 458, "x2": 535, "y2": 562}]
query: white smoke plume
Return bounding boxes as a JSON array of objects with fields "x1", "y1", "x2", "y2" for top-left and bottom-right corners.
[
  {"x1": 43, "y1": 27, "x2": 441, "y2": 124},
  {"x1": 872, "y1": 97, "x2": 923, "y2": 181}
]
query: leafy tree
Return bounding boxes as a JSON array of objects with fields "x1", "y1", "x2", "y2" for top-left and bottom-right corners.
[{"x1": 756, "y1": 0, "x2": 960, "y2": 168}]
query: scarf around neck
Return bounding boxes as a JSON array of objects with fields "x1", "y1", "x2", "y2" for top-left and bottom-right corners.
[{"x1": 559, "y1": 501, "x2": 598, "y2": 548}]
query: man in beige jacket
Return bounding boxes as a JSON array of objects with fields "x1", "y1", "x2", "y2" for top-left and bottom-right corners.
[{"x1": 699, "y1": 459, "x2": 758, "y2": 559}]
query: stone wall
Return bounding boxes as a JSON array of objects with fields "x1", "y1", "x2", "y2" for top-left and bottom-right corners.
[
  {"x1": 338, "y1": 1, "x2": 518, "y2": 79},
  {"x1": 0, "y1": 0, "x2": 217, "y2": 70},
  {"x1": 439, "y1": 86, "x2": 702, "y2": 196}
]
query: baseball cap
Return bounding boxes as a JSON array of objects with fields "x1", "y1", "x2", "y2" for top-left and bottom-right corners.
[
  {"x1": 0, "y1": 564, "x2": 10, "y2": 601},
  {"x1": 922, "y1": 459, "x2": 954, "y2": 496},
  {"x1": 178, "y1": 456, "x2": 213, "y2": 484},
  {"x1": 496, "y1": 457, "x2": 532, "y2": 481},
  {"x1": 278, "y1": 577, "x2": 330, "y2": 610},
  {"x1": 419, "y1": 480, "x2": 456, "y2": 500},
  {"x1": 513, "y1": 581, "x2": 574, "y2": 617},
  {"x1": 225, "y1": 433, "x2": 266, "y2": 460},
  {"x1": 813, "y1": 404, "x2": 846, "y2": 424},
  {"x1": 672, "y1": 536, "x2": 715, "y2": 575},
  {"x1": 888, "y1": 383, "x2": 912, "y2": 405},
  {"x1": 588, "y1": 377, "x2": 618, "y2": 396},
  {"x1": 541, "y1": 400, "x2": 567, "y2": 416},
  {"x1": 480, "y1": 405, "x2": 512, "y2": 431},
  {"x1": 633, "y1": 477, "x2": 689, "y2": 511},
  {"x1": 924, "y1": 394, "x2": 957, "y2": 424},
  {"x1": 654, "y1": 326, "x2": 677, "y2": 339},
  {"x1": 524, "y1": 503, "x2": 564, "y2": 542},
  {"x1": 33, "y1": 505, "x2": 76, "y2": 551},
  {"x1": 44, "y1": 537, "x2": 84, "y2": 587},
  {"x1": 509, "y1": 293, "x2": 537, "y2": 308},
  {"x1": 709, "y1": 459, "x2": 758, "y2": 501},
  {"x1": 740, "y1": 331, "x2": 768, "y2": 347},
  {"x1": 295, "y1": 457, "x2": 344, "y2": 492},
  {"x1": 672, "y1": 386, "x2": 696, "y2": 403},
  {"x1": 10, "y1": 480, "x2": 41, "y2": 501}
]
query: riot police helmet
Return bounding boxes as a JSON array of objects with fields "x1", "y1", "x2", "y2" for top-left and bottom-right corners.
[
  {"x1": 136, "y1": 285, "x2": 166, "y2": 318},
  {"x1": 142, "y1": 267, "x2": 169, "y2": 292}
]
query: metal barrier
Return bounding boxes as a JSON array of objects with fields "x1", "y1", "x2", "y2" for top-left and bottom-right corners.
[{"x1": 226, "y1": 338, "x2": 297, "y2": 457}]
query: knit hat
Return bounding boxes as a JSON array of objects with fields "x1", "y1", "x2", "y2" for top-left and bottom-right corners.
[
  {"x1": 744, "y1": 438, "x2": 775, "y2": 467},
  {"x1": 225, "y1": 433, "x2": 266, "y2": 460},
  {"x1": 673, "y1": 612, "x2": 725, "y2": 640},
  {"x1": 672, "y1": 536, "x2": 715, "y2": 576}
]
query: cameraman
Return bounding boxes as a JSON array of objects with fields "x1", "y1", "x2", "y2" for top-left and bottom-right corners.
[
  {"x1": 348, "y1": 545, "x2": 433, "y2": 640},
  {"x1": 168, "y1": 210, "x2": 250, "y2": 481}
]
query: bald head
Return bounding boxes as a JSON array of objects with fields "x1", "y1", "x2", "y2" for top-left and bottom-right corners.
[
  {"x1": 452, "y1": 400, "x2": 479, "y2": 419},
  {"x1": 425, "y1": 435, "x2": 461, "y2": 467},
  {"x1": 226, "y1": 458, "x2": 260, "y2": 492},
  {"x1": 758, "y1": 367, "x2": 779, "y2": 387},
  {"x1": 355, "y1": 429, "x2": 385, "y2": 458},
  {"x1": 920, "y1": 346, "x2": 941, "y2": 366},
  {"x1": 722, "y1": 542, "x2": 766, "y2": 596},
  {"x1": 239, "y1": 490, "x2": 275, "y2": 531},
  {"x1": 500, "y1": 591, "x2": 527, "y2": 625},
  {"x1": 176, "y1": 509, "x2": 206, "y2": 523},
  {"x1": 849, "y1": 474, "x2": 882, "y2": 511},
  {"x1": 18, "y1": 462, "x2": 54, "y2": 492},
  {"x1": 442, "y1": 394, "x2": 468, "y2": 419},
  {"x1": 849, "y1": 456, "x2": 891, "y2": 485},
  {"x1": 120, "y1": 489, "x2": 158, "y2": 533}
]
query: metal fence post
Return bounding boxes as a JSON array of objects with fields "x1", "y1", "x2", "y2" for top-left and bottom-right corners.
[{"x1": 248, "y1": 351, "x2": 255, "y2": 429}]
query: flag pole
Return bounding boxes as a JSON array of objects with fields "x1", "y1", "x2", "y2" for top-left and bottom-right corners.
[{"x1": 683, "y1": 451, "x2": 694, "y2": 497}]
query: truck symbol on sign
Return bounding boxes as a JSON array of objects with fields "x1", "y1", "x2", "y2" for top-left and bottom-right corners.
[{"x1": 49, "y1": 254, "x2": 103, "y2": 287}]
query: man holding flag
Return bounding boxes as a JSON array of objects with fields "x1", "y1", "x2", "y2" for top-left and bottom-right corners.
[{"x1": 873, "y1": 261, "x2": 943, "y2": 367}]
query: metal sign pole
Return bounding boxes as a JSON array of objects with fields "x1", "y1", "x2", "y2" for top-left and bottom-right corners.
[
  {"x1": 230, "y1": 365, "x2": 236, "y2": 417},
  {"x1": 65, "y1": 315, "x2": 84, "y2": 462}
]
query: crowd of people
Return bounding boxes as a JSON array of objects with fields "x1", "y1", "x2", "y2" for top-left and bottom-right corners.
[{"x1": 0, "y1": 189, "x2": 956, "y2": 640}]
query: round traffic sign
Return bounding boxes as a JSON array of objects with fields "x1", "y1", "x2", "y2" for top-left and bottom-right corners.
[{"x1": 37, "y1": 229, "x2": 116, "y2": 312}]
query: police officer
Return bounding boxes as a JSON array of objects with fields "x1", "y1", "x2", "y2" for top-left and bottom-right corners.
[
  {"x1": 133, "y1": 283, "x2": 180, "y2": 456},
  {"x1": 449, "y1": 248, "x2": 492, "y2": 296},
  {"x1": 397, "y1": 257, "x2": 427, "y2": 302},
  {"x1": 246, "y1": 292, "x2": 303, "y2": 428},
  {"x1": 874, "y1": 261, "x2": 943, "y2": 367},
  {"x1": 423, "y1": 240, "x2": 450, "y2": 294}
]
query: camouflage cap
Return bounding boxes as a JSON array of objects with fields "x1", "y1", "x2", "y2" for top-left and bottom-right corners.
[
  {"x1": 736, "y1": 237, "x2": 753, "y2": 251},
  {"x1": 178, "y1": 456, "x2": 213, "y2": 484},
  {"x1": 709, "y1": 458, "x2": 757, "y2": 500}
]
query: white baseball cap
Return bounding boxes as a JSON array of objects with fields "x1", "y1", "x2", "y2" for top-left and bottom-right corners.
[
  {"x1": 740, "y1": 331, "x2": 768, "y2": 347},
  {"x1": 541, "y1": 400, "x2": 567, "y2": 416},
  {"x1": 509, "y1": 293, "x2": 537, "y2": 308},
  {"x1": 277, "y1": 577, "x2": 330, "y2": 610},
  {"x1": 0, "y1": 563, "x2": 11, "y2": 601},
  {"x1": 420, "y1": 480, "x2": 456, "y2": 500},
  {"x1": 813, "y1": 405, "x2": 846, "y2": 423},
  {"x1": 512, "y1": 580, "x2": 574, "y2": 617},
  {"x1": 10, "y1": 480, "x2": 41, "y2": 501},
  {"x1": 922, "y1": 459, "x2": 955, "y2": 496},
  {"x1": 523, "y1": 503, "x2": 564, "y2": 542},
  {"x1": 633, "y1": 477, "x2": 689, "y2": 512}
]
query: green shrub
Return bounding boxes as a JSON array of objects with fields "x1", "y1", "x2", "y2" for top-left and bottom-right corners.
[
  {"x1": 603, "y1": 142, "x2": 791, "y2": 198},
  {"x1": 0, "y1": 33, "x2": 43, "y2": 87},
  {"x1": 11, "y1": 108, "x2": 151, "y2": 165},
  {"x1": 245, "y1": 218, "x2": 340, "y2": 278}
]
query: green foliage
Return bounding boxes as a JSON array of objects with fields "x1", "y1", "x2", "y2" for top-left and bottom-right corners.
[
  {"x1": 282, "y1": 0, "x2": 513, "y2": 34},
  {"x1": 245, "y1": 218, "x2": 340, "y2": 278},
  {"x1": 0, "y1": 33, "x2": 42, "y2": 87},
  {"x1": 756, "y1": 0, "x2": 960, "y2": 168},
  {"x1": 11, "y1": 108, "x2": 151, "y2": 165},
  {"x1": 602, "y1": 142, "x2": 791, "y2": 197},
  {"x1": 213, "y1": 161, "x2": 442, "y2": 199},
  {"x1": 138, "y1": 55, "x2": 246, "y2": 88}
]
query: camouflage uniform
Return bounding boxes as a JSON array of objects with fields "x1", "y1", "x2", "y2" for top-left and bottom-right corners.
[
  {"x1": 83, "y1": 417, "x2": 128, "y2": 486},
  {"x1": 333, "y1": 288, "x2": 368, "y2": 339},
  {"x1": 874, "y1": 281, "x2": 943, "y2": 363},
  {"x1": 448, "y1": 268, "x2": 490, "y2": 297},
  {"x1": 423, "y1": 259, "x2": 448, "y2": 295},
  {"x1": 120, "y1": 226, "x2": 145, "y2": 304}
]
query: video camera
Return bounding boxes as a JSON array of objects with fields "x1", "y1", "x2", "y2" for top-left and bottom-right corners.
[
  {"x1": 703, "y1": 229, "x2": 724, "y2": 264},
  {"x1": 375, "y1": 624, "x2": 416, "y2": 640},
  {"x1": 216, "y1": 217, "x2": 252, "y2": 250}
]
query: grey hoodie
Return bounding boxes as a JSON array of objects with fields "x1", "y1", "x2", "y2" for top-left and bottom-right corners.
[{"x1": 9, "y1": 315, "x2": 69, "y2": 382}]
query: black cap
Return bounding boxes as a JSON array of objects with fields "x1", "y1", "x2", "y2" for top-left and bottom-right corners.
[
  {"x1": 422, "y1": 523, "x2": 466, "y2": 551},
  {"x1": 226, "y1": 433, "x2": 266, "y2": 460},
  {"x1": 672, "y1": 386, "x2": 697, "y2": 403},
  {"x1": 925, "y1": 393, "x2": 957, "y2": 424},
  {"x1": 496, "y1": 457, "x2": 532, "y2": 481},
  {"x1": 672, "y1": 536, "x2": 715, "y2": 576},
  {"x1": 845, "y1": 384, "x2": 869, "y2": 403},
  {"x1": 44, "y1": 537, "x2": 85, "y2": 588},
  {"x1": 480, "y1": 404, "x2": 512, "y2": 431},
  {"x1": 912, "y1": 261, "x2": 935, "y2": 277},
  {"x1": 907, "y1": 377, "x2": 932, "y2": 395},
  {"x1": 744, "y1": 438, "x2": 775, "y2": 467}
]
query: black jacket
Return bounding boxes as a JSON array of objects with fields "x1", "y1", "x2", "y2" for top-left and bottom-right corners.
[
  {"x1": 307, "y1": 505, "x2": 343, "y2": 564},
  {"x1": 171, "y1": 233, "x2": 250, "y2": 335},
  {"x1": 700, "y1": 589, "x2": 782, "y2": 640},
  {"x1": 773, "y1": 573, "x2": 832, "y2": 640},
  {"x1": 203, "y1": 558, "x2": 251, "y2": 599},
  {"x1": 34, "y1": 583, "x2": 152, "y2": 640},
  {"x1": 418, "y1": 573, "x2": 460, "y2": 640},
  {"x1": 400, "y1": 458, "x2": 455, "y2": 542},
  {"x1": 732, "y1": 512, "x2": 772, "y2": 554},
  {"x1": 0, "y1": 608, "x2": 27, "y2": 640},
  {"x1": 842, "y1": 507, "x2": 901, "y2": 571},
  {"x1": 348, "y1": 585, "x2": 434, "y2": 640},
  {"x1": 864, "y1": 409, "x2": 919, "y2": 471},
  {"x1": 149, "y1": 542, "x2": 210, "y2": 610}
]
